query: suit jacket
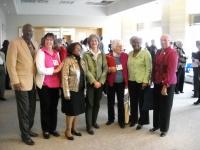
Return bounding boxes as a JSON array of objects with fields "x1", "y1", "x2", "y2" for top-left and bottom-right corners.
[{"x1": 6, "y1": 37, "x2": 38, "y2": 91}]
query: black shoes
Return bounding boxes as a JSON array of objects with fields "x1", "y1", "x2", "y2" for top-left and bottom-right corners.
[
  {"x1": 93, "y1": 123, "x2": 100, "y2": 129},
  {"x1": 22, "y1": 138, "x2": 35, "y2": 145},
  {"x1": 65, "y1": 131, "x2": 74, "y2": 140},
  {"x1": 0, "y1": 97, "x2": 6, "y2": 101},
  {"x1": 50, "y1": 131, "x2": 60, "y2": 137},
  {"x1": 192, "y1": 95, "x2": 198, "y2": 98},
  {"x1": 194, "y1": 99, "x2": 200, "y2": 105},
  {"x1": 43, "y1": 132, "x2": 50, "y2": 139},
  {"x1": 43, "y1": 131, "x2": 60, "y2": 138},
  {"x1": 149, "y1": 128, "x2": 167, "y2": 137},
  {"x1": 175, "y1": 91, "x2": 179, "y2": 94},
  {"x1": 106, "y1": 121, "x2": 114, "y2": 125},
  {"x1": 160, "y1": 132, "x2": 167, "y2": 137},
  {"x1": 67, "y1": 136, "x2": 74, "y2": 140},
  {"x1": 136, "y1": 124, "x2": 143, "y2": 130},
  {"x1": 129, "y1": 123, "x2": 136, "y2": 127},
  {"x1": 119, "y1": 124, "x2": 125, "y2": 129},
  {"x1": 149, "y1": 127, "x2": 159, "y2": 132},
  {"x1": 72, "y1": 130, "x2": 82, "y2": 136},
  {"x1": 87, "y1": 129, "x2": 94, "y2": 135},
  {"x1": 29, "y1": 131, "x2": 38, "y2": 137}
]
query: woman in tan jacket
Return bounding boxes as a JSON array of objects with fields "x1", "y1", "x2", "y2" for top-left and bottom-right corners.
[{"x1": 62, "y1": 42, "x2": 86, "y2": 140}]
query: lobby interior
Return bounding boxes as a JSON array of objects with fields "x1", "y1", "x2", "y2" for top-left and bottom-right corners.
[{"x1": 0, "y1": 0, "x2": 200, "y2": 150}]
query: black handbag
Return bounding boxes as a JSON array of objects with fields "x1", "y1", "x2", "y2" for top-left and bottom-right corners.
[{"x1": 142, "y1": 86, "x2": 154, "y2": 111}]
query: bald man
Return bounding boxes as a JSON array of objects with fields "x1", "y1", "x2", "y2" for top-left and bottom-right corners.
[
  {"x1": 150, "y1": 35, "x2": 178, "y2": 137},
  {"x1": 6, "y1": 24, "x2": 38, "y2": 145}
]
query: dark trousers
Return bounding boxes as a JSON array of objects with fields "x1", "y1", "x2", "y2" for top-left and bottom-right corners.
[
  {"x1": 15, "y1": 88, "x2": 36, "y2": 140},
  {"x1": 107, "y1": 83, "x2": 125, "y2": 125},
  {"x1": 128, "y1": 81, "x2": 149, "y2": 125},
  {"x1": 175, "y1": 66, "x2": 185, "y2": 92},
  {"x1": 85, "y1": 84, "x2": 103, "y2": 129},
  {"x1": 0, "y1": 66, "x2": 5, "y2": 98},
  {"x1": 153, "y1": 84, "x2": 175, "y2": 132},
  {"x1": 37, "y1": 86, "x2": 59, "y2": 132},
  {"x1": 5, "y1": 72, "x2": 11, "y2": 89},
  {"x1": 193, "y1": 67, "x2": 200, "y2": 97}
]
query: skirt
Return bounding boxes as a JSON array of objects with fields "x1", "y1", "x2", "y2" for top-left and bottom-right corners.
[{"x1": 61, "y1": 90, "x2": 85, "y2": 116}]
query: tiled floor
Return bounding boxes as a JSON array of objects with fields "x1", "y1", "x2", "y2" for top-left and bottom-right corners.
[{"x1": 0, "y1": 83, "x2": 200, "y2": 150}]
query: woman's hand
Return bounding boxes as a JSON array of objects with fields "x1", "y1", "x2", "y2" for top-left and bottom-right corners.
[
  {"x1": 64, "y1": 91, "x2": 70, "y2": 100},
  {"x1": 94, "y1": 81, "x2": 101, "y2": 89},
  {"x1": 64, "y1": 96, "x2": 70, "y2": 100},
  {"x1": 54, "y1": 62, "x2": 64, "y2": 73},
  {"x1": 108, "y1": 67, "x2": 116, "y2": 73},
  {"x1": 161, "y1": 85, "x2": 168, "y2": 96},
  {"x1": 141, "y1": 83, "x2": 148, "y2": 89}
]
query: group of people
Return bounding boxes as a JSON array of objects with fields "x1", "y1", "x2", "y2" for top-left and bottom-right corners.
[{"x1": 5, "y1": 23, "x2": 178, "y2": 146}]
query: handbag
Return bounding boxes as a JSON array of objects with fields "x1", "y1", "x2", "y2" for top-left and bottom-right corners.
[
  {"x1": 124, "y1": 89, "x2": 130, "y2": 124},
  {"x1": 142, "y1": 86, "x2": 154, "y2": 111}
]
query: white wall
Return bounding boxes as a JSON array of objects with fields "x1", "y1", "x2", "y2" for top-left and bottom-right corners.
[
  {"x1": 6, "y1": 15, "x2": 105, "y2": 39},
  {"x1": 6, "y1": 14, "x2": 122, "y2": 52},
  {"x1": 0, "y1": 8, "x2": 6, "y2": 47}
]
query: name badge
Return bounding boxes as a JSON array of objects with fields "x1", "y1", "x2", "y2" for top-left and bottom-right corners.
[
  {"x1": 116, "y1": 64, "x2": 123, "y2": 71},
  {"x1": 53, "y1": 60, "x2": 59, "y2": 66}
]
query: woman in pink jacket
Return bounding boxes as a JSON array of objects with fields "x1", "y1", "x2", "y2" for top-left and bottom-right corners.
[{"x1": 35, "y1": 33, "x2": 63, "y2": 139}]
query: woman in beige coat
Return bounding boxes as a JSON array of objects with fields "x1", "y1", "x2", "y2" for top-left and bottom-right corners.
[{"x1": 62, "y1": 42, "x2": 86, "y2": 140}]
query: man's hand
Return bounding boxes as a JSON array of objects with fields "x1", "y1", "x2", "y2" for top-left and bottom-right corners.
[{"x1": 13, "y1": 83, "x2": 22, "y2": 91}]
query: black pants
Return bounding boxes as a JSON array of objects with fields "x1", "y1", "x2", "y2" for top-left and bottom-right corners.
[
  {"x1": 153, "y1": 84, "x2": 175, "y2": 132},
  {"x1": 37, "y1": 86, "x2": 59, "y2": 133},
  {"x1": 85, "y1": 84, "x2": 103, "y2": 129},
  {"x1": 175, "y1": 66, "x2": 185, "y2": 93},
  {"x1": 107, "y1": 83, "x2": 125, "y2": 125},
  {"x1": 0, "y1": 66, "x2": 5, "y2": 98},
  {"x1": 128, "y1": 81, "x2": 149, "y2": 125},
  {"x1": 5, "y1": 69, "x2": 11, "y2": 89},
  {"x1": 15, "y1": 88, "x2": 36, "y2": 140},
  {"x1": 193, "y1": 67, "x2": 200, "y2": 97}
]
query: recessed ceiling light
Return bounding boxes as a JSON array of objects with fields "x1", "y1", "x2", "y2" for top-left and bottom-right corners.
[
  {"x1": 37, "y1": 0, "x2": 48, "y2": 3},
  {"x1": 59, "y1": 0, "x2": 75, "y2": 4},
  {"x1": 86, "y1": 1, "x2": 115, "y2": 6},
  {"x1": 21, "y1": 0, "x2": 36, "y2": 3}
]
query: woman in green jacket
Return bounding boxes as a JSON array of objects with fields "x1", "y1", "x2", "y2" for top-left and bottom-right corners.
[{"x1": 83, "y1": 34, "x2": 108, "y2": 135}]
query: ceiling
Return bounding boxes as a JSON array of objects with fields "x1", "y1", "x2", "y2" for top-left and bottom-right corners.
[{"x1": 0, "y1": 0, "x2": 155, "y2": 16}]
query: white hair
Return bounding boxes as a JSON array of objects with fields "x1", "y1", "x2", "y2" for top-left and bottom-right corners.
[{"x1": 111, "y1": 39, "x2": 122, "y2": 50}]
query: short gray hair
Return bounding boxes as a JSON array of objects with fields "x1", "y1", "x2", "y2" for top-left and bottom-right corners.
[
  {"x1": 87, "y1": 34, "x2": 100, "y2": 47},
  {"x1": 130, "y1": 36, "x2": 142, "y2": 45},
  {"x1": 111, "y1": 39, "x2": 122, "y2": 50},
  {"x1": 174, "y1": 41, "x2": 183, "y2": 48}
]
